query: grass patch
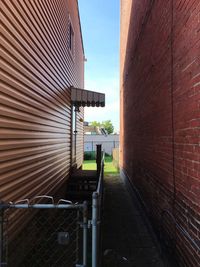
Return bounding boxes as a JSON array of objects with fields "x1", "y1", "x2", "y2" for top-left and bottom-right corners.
[
  {"x1": 83, "y1": 160, "x2": 96, "y2": 171},
  {"x1": 83, "y1": 156, "x2": 119, "y2": 176}
]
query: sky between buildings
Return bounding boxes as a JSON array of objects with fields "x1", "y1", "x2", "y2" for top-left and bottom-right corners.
[{"x1": 78, "y1": 0, "x2": 120, "y2": 133}]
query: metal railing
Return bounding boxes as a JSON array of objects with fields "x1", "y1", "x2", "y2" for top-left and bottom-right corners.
[
  {"x1": 92, "y1": 152, "x2": 105, "y2": 267},
  {"x1": 0, "y1": 148, "x2": 105, "y2": 267},
  {"x1": 0, "y1": 197, "x2": 88, "y2": 267}
]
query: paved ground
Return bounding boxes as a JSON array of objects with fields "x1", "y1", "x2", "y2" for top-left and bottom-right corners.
[{"x1": 102, "y1": 175, "x2": 172, "y2": 267}]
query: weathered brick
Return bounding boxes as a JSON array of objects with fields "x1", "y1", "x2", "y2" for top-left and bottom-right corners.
[{"x1": 120, "y1": 0, "x2": 200, "y2": 266}]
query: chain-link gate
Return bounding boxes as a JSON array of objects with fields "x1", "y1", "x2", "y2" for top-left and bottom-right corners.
[{"x1": 0, "y1": 197, "x2": 88, "y2": 267}]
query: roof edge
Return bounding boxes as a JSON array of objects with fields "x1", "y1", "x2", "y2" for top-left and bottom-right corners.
[{"x1": 76, "y1": 0, "x2": 85, "y2": 57}]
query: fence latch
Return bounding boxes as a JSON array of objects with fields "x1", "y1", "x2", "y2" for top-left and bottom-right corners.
[
  {"x1": 89, "y1": 219, "x2": 101, "y2": 227},
  {"x1": 78, "y1": 221, "x2": 91, "y2": 229}
]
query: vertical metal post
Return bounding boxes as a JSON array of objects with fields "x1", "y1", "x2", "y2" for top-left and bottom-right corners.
[
  {"x1": 96, "y1": 144, "x2": 102, "y2": 178},
  {"x1": 99, "y1": 162, "x2": 104, "y2": 266},
  {"x1": 92, "y1": 192, "x2": 98, "y2": 267},
  {"x1": 83, "y1": 201, "x2": 88, "y2": 267}
]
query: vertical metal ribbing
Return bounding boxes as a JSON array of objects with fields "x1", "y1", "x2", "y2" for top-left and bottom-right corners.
[
  {"x1": 83, "y1": 201, "x2": 88, "y2": 267},
  {"x1": 92, "y1": 192, "x2": 98, "y2": 267}
]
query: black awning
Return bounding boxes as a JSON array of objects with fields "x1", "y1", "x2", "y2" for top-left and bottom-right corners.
[{"x1": 71, "y1": 87, "x2": 105, "y2": 107}]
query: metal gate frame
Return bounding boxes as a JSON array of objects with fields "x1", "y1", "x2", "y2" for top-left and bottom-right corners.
[
  {"x1": 0, "y1": 197, "x2": 88, "y2": 267},
  {"x1": 0, "y1": 150, "x2": 105, "y2": 267}
]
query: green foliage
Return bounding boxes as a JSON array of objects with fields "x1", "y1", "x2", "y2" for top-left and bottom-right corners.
[
  {"x1": 90, "y1": 121, "x2": 101, "y2": 127},
  {"x1": 84, "y1": 151, "x2": 96, "y2": 160},
  {"x1": 102, "y1": 120, "x2": 114, "y2": 134},
  {"x1": 90, "y1": 120, "x2": 114, "y2": 134}
]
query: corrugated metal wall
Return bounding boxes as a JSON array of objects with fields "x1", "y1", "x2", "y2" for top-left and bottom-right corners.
[{"x1": 0, "y1": 0, "x2": 84, "y2": 202}]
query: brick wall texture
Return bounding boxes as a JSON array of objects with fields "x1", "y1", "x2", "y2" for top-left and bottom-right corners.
[{"x1": 120, "y1": 0, "x2": 200, "y2": 266}]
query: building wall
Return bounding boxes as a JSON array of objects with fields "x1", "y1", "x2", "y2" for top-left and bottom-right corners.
[
  {"x1": 1, "y1": 0, "x2": 84, "y2": 202},
  {"x1": 120, "y1": 1, "x2": 200, "y2": 266},
  {"x1": 76, "y1": 107, "x2": 84, "y2": 167},
  {"x1": 84, "y1": 134, "x2": 119, "y2": 155}
]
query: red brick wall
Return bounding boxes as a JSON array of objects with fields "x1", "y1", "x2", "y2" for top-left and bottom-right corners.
[{"x1": 120, "y1": 0, "x2": 200, "y2": 266}]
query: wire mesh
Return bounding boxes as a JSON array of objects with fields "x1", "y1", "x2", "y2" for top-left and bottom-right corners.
[
  {"x1": 1, "y1": 204, "x2": 82, "y2": 267},
  {"x1": 0, "y1": 208, "x2": 7, "y2": 267}
]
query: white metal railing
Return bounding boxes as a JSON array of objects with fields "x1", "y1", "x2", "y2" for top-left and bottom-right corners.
[
  {"x1": 0, "y1": 149, "x2": 105, "y2": 267},
  {"x1": 92, "y1": 152, "x2": 105, "y2": 267}
]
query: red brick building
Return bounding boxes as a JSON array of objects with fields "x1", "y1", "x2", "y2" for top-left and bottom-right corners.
[{"x1": 120, "y1": 1, "x2": 200, "y2": 266}]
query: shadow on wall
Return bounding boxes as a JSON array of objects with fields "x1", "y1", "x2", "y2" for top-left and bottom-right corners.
[{"x1": 121, "y1": 0, "x2": 200, "y2": 266}]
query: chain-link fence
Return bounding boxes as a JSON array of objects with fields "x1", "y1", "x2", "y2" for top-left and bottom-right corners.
[
  {"x1": 0, "y1": 198, "x2": 88, "y2": 267},
  {"x1": 0, "y1": 148, "x2": 105, "y2": 267}
]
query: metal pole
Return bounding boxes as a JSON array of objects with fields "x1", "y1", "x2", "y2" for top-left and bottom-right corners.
[
  {"x1": 96, "y1": 145, "x2": 102, "y2": 178},
  {"x1": 83, "y1": 201, "x2": 88, "y2": 267},
  {"x1": 8, "y1": 204, "x2": 83, "y2": 209},
  {"x1": 92, "y1": 192, "x2": 98, "y2": 267},
  {"x1": 99, "y1": 161, "x2": 104, "y2": 266}
]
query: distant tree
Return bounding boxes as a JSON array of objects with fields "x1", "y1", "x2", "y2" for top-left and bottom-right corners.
[
  {"x1": 90, "y1": 121, "x2": 101, "y2": 127},
  {"x1": 90, "y1": 120, "x2": 114, "y2": 134},
  {"x1": 102, "y1": 120, "x2": 114, "y2": 134}
]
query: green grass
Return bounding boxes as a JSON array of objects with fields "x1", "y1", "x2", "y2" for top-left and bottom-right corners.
[
  {"x1": 83, "y1": 156, "x2": 119, "y2": 175},
  {"x1": 83, "y1": 160, "x2": 96, "y2": 170}
]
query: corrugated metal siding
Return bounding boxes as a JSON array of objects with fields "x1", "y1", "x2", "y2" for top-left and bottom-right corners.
[{"x1": 0, "y1": 0, "x2": 84, "y2": 202}]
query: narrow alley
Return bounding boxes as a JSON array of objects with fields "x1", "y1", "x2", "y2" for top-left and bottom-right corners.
[
  {"x1": 0, "y1": 0, "x2": 199, "y2": 267},
  {"x1": 102, "y1": 175, "x2": 178, "y2": 267}
]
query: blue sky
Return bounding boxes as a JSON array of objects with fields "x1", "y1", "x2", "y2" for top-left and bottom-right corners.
[{"x1": 78, "y1": 0, "x2": 120, "y2": 132}]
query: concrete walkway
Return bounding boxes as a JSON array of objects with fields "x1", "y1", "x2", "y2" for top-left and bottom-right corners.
[{"x1": 102, "y1": 175, "x2": 168, "y2": 267}]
